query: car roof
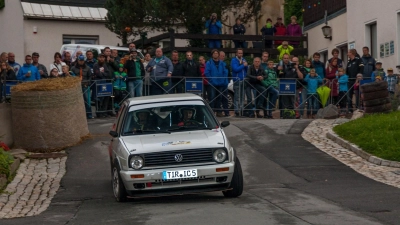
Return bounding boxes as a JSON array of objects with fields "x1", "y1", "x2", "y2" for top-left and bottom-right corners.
[
  {"x1": 126, "y1": 94, "x2": 204, "y2": 106},
  {"x1": 61, "y1": 44, "x2": 130, "y2": 51}
]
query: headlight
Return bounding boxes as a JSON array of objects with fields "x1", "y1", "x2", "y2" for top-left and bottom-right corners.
[
  {"x1": 213, "y1": 149, "x2": 227, "y2": 163},
  {"x1": 130, "y1": 155, "x2": 144, "y2": 169}
]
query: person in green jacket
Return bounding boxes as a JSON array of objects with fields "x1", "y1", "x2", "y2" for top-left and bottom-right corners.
[
  {"x1": 261, "y1": 61, "x2": 279, "y2": 118},
  {"x1": 113, "y1": 64, "x2": 127, "y2": 110}
]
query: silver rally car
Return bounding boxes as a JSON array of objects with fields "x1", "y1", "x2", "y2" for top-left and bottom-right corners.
[{"x1": 109, "y1": 94, "x2": 243, "y2": 202}]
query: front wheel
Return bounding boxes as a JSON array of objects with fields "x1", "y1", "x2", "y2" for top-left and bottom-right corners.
[
  {"x1": 223, "y1": 157, "x2": 243, "y2": 198},
  {"x1": 112, "y1": 165, "x2": 128, "y2": 202}
]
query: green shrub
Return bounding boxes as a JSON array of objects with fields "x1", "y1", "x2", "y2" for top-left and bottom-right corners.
[
  {"x1": 0, "y1": 149, "x2": 14, "y2": 180},
  {"x1": 0, "y1": 0, "x2": 4, "y2": 10}
]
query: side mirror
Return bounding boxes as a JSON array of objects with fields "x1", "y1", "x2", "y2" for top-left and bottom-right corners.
[
  {"x1": 109, "y1": 131, "x2": 119, "y2": 137},
  {"x1": 220, "y1": 121, "x2": 230, "y2": 128}
]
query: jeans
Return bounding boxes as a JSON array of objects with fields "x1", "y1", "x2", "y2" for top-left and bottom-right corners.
[
  {"x1": 347, "y1": 82, "x2": 355, "y2": 112},
  {"x1": 203, "y1": 84, "x2": 212, "y2": 102},
  {"x1": 307, "y1": 94, "x2": 319, "y2": 115},
  {"x1": 233, "y1": 80, "x2": 245, "y2": 114},
  {"x1": 209, "y1": 85, "x2": 228, "y2": 115},
  {"x1": 172, "y1": 79, "x2": 185, "y2": 93},
  {"x1": 339, "y1": 91, "x2": 348, "y2": 113},
  {"x1": 208, "y1": 40, "x2": 221, "y2": 49},
  {"x1": 279, "y1": 95, "x2": 295, "y2": 118},
  {"x1": 82, "y1": 86, "x2": 93, "y2": 118},
  {"x1": 299, "y1": 87, "x2": 308, "y2": 116},
  {"x1": 151, "y1": 78, "x2": 172, "y2": 95},
  {"x1": 265, "y1": 86, "x2": 279, "y2": 116},
  {"x1": 128, "y1": 80, "x2": 143, "y2": 97}
]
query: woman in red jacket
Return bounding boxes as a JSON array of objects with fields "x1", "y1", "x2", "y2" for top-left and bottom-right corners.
[
  {"x1": 274, "y1": 17, "x2": 286, "y2": 48},
  {"x1": 325, "y1": 58, "x2": 339, "y2": 105}
]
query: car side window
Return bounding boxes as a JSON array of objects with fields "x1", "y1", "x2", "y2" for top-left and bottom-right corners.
[{"x1": 115, "y1": 104, "x2": 127, "y2": 134}]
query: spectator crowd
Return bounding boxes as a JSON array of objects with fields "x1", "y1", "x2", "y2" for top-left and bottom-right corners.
[{"x1": 1, "y1": 13, "x2": 399, "y2": 120}]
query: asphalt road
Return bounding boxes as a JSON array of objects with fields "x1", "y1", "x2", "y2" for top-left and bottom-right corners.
[{"x1": 2, "y1": 118, "x2": 400, "y2": 225}]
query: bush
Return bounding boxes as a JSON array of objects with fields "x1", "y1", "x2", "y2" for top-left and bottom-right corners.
[{"x1": 0, "y1": 149, "x2": 14, "y2": 180}]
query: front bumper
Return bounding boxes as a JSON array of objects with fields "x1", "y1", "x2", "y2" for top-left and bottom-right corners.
[{"x1": 119, "y1": 162, "x2": 235, "y2": 195}]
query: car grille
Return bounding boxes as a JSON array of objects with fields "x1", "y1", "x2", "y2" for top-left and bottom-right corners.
[{"x1": 144, "y1": 148, "x2": 214, "y2": 167}]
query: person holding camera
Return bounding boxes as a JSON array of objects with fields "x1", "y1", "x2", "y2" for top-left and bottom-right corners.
[
  {"x1": 124, "y1": 49, "x2": 145, "y2": 97},
  {"x1": 205, "y1": 13, "x2": 222, "y2": 49},
  {"x1": 277, "y1": 54, "x2": 305, "y2": 118}
]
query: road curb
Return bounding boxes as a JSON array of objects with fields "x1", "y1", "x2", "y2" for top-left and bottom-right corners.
[{"x1": 326, "y1": 130, "x2": 400, "y2": 168}]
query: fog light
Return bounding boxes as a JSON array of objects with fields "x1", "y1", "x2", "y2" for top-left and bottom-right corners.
[
  {"x1": 133, "y1": 183, "x2": 145, "y2": 189},
  {"x1": 216, "y1": 176, "x2": 227, "y2": 182}
]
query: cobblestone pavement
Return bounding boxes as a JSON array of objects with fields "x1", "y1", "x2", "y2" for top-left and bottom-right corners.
[
  {"x1": 0, "y1": 157, "x2": 67, "y2": 219},
  {"x1": 302, "y1": 119, "x2": 400, "y2": 189}
]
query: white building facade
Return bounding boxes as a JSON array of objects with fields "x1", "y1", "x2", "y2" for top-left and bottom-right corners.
[{"x1": 303, "y1": 0, "x2": 400, "y2": 70}]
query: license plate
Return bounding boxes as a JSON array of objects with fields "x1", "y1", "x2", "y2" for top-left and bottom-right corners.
[{"x1": 162, "y1": 169, "x2": 197, "y2": 180}]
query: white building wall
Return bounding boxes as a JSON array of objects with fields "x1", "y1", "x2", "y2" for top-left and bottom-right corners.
[
  {"x1": 23, "y1": 20, "x2": 122, "y2": 69},
  {"x1": 347, "y1": 0, "x2": 400, "y2": 69},
  {"x1": 0, "y1": 0, "x2": 25, "y2": 64},
  {"x1": 304, "y1": 13, "x2": 348, "y2": 63}
]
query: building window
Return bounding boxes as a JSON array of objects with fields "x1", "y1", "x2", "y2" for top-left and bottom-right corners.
[
  {"x1": 320, "y1": 50, "x2": 328, "y2": 63},
  {"x1": 365, "y1": 23, "x2": 377, "y2": 59},
  {"x1": 63, "y1": 35, "x2": 99, "y2": 45},
  {"x1": 338, "y1": 43, "x2": 348, "y2": 67}
]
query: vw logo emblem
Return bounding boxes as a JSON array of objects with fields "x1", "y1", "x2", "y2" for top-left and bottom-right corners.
[{"x1": 174, "y1": 154, "x2": 183, "y2": 162}]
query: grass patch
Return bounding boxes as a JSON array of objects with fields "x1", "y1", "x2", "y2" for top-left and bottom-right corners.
[{"x1": 333, "y1": 111, "x2": 400, "y2": 162}]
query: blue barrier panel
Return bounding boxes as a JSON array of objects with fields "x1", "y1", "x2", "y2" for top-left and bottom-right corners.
[
  {"x1": 185, "y1": 78, "x2": 203, "y2": 94},
  {"x1": 96, "y1": 82, "x2": 113, "y2": 97},
  {"x1": 279, "y1": 79, "x2": 296, "y2": 95},
  {"x1": 6, "y1": 81, "x2": 18, "y2": 97}
]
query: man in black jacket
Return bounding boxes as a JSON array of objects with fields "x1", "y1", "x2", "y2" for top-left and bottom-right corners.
[
  {"x1": 171, "y1": 50, "x2": 184, "y2": 93},
  {"x1": 71, "y1": 55, "x2": 93, "y2": 119},
  {"x1": 233, "y1": 18, "x2": 246, "y2": 48},
  {"x1": 246, "y1": 57, "x2": 268, "y2": 118},
  {"x1": 124, "y1": 49, "x2": 145, "y2": 97},
  {"x1": 182, "y1": 51, "x2": 201, "y2": 78},
  {"x1": 93, "y1": 54, "x2": 111, "y2": 118},
  {"x1": 346, "y1": 49, "x2": 364, "y2": 112}
]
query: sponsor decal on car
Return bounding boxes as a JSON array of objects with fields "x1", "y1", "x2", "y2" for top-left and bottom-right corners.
[{"x1": 162, "y1": 141, "x2": 191, "y2": 146}]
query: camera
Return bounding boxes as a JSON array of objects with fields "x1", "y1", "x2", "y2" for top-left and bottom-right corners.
[{"x1": 290, "y1": 62, "x2": 297, "y2": 67}]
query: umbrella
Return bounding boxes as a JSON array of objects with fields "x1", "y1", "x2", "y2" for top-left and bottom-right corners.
[{"x1": 317, "y1": 85, "x2": 331, "y2": 108}]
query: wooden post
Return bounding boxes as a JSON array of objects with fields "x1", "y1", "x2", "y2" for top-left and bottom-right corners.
[{"x1": 169, "y1": 29, "x2": 175, "y2": 50}]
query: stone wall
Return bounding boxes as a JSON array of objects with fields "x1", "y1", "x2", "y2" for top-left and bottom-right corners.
[{"x1": 0, "y1": 104, "x2": 13, "y2": 146}]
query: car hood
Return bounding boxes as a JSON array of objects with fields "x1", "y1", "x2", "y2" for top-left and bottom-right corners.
[{"x1": 121, "y1": 130, "x2": 225, "y2": 154}]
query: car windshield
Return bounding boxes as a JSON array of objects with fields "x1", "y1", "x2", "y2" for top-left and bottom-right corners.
[{"x1": 121, "y1": 101, "x2": 219, "y2": 136}]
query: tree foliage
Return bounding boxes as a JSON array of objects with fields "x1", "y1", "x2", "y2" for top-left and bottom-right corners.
[
  {"x1": 104, "y1": 0, "x2": 263, "y2": 46},
  {"x1": 284, "y1": 0, "x2": 303, "y2": 26}
]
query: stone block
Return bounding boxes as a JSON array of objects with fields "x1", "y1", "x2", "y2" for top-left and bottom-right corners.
[
  {"x1": 389, "y1": 161, "x2": 400, "y2": 168},
  {"x1": 381, "y1": 160, "x2": 391, "y2": 167},
  {"x1": 9, "y1": 158, "x2": 20, "y2": 175},
  {"x1": 368, "y1": 156, "x2": 382, "y2": 165}
]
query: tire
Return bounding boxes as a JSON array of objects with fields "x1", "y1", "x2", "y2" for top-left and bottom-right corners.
[
  {"x1": 360, "y1": 81, "x2": 388, "y2": 93},
  {"x1": 223, "y1": 157, "x2": 243, "y2": 198},
  {"x1": 364, "y1": 103, "x2": 392, "y2": 113},
  {"x1": 363, "y1": 97, "x2": 391, "y2": 107},
  {"x1": 361, "y1": 90, "x2": 389, "y2": 101},
  {"x1": 112, "y1": 163, "x2": 128, "y2": 202}
]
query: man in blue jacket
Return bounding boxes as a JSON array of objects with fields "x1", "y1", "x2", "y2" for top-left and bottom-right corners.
[
  {"x1": 205, "y1": 49, "x2": 229, "y2": 115},
  {"x1": 231, "y1": 48, "x2": 248, "y2": 116},
  {"x1": 205, "y1": 13, "x2": 222, "y2": 49},
  {"x1": 146, "y1": 48, "x2": 173, "y2": 95},
  {"x1": 17, "y1": 55, "x2": 40, "y2": 82}
]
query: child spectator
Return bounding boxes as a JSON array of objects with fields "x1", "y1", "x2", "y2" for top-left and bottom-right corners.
[
  {"x1": 260, "y1": 18, "x2": 276, "y2": 48},
  {"x1": 312, "y1": 52, "x2": 326, "y2": 79},
  {"x1": 385, "y1": 68, "x2": 399, "y2": 99},
  {"x1": 304, "y1": 69, "x2": 323, "y2": 118},
  {"x1": 60, "y1": 65, "x2": 75, "y2": 77},
  {"x1": 299, "y1": 59, "x2": 313, "y2": 118},
  {"x1": 277, "y1": 41, "x2": 294, "y2": 60},
  {"x1": 371, "y1": 61, "x2": 385, "y2": 81},
  {"x1": 113, "y1": 64, "x2": 127, "y2": 111},
  {"x1": 353, "y1": 73, "x2": 363, "y2": 110},
  {"x1": 261, "y1": 61, "x2": 279, "y2": 118},
  {"x1": 336, "y1": 68, "x2": 349, "y2": 115}
]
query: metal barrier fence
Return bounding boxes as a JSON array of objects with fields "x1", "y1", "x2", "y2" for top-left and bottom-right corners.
[{"x1": 2, "y1": 77, "x2": 375, "y2": 118}]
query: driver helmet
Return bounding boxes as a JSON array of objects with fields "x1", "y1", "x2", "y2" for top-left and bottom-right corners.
[
  {"x1": 179, "y1": 107, "x2": 196, "y2": 119},
  {"x1": 133, "y1": 109, "x2": 151, "y2": 122}
]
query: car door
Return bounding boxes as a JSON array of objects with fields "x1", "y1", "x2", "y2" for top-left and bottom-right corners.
[{"x1": 110, "y1": 102, "x2": 128, "y2": 160}]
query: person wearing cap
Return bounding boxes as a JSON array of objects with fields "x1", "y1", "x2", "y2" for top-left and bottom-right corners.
[
  {"x1": 113, "y1": 64, "x2": 127, "y2": 111},
  {"x1": 205, "y1": 13, "x2": 222, "y2": 49},
  {"x1": 385, "y1": 68, "x2": 399, "y2": 99},
  {"x1": 71, "y1": 54, "x2": 93, "y2": 119},
  {"x1": 124, "y1": 48, "x2": 145, "y2": 97},
  {"x1": 32, "y1": 52, "x2": 48, "y2": 79},
  {"x1": 260, "y1": 18, "x2": 276, "y2": 48},
  {"x1": 93, "y1": 53, "x2": 111, "y2": 117},
  {"x1": 274, "y1": 17, "x2": 286, "y2": 47},
  {"x1": 233, "y1": 18, "x2": 246, "y2": 48},
  {"x1": 371, "y1": 61, "x2": 385, "y2": 81},
  {"x1": 286, "y1": 16, "x2": 302, "y2": 47}
]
